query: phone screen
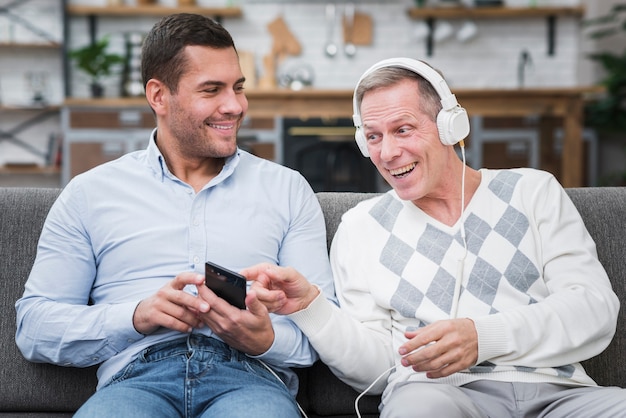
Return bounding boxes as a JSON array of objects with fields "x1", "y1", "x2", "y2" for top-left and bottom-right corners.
[{"x1": 204, "y1": 261, "x2": 247, "y2": 309}]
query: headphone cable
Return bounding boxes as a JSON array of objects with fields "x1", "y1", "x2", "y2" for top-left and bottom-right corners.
[
  {"x1": 356, "y1": 140, "x2": 468, "y2": 416},
  {"x1": 451, "y1": 140, "x2": 468, "y2": 319},
  {"x1": 354, "y1": 364, "x2": 397, "y2": 418}
]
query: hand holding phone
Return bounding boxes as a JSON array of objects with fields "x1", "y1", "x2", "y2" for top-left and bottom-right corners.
[{"x1": 205, "y1": 261, "x2": 247, "y2": 309}]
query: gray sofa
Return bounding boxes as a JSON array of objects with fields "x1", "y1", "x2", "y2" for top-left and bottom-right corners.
[{"x1": 1, "y1": 187, "x2": 625, "y2": 417}]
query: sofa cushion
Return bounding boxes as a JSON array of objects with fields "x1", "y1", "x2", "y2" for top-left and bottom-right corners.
[{"x1": 304, "y1": 361, "x2": 380, "y2": 418}]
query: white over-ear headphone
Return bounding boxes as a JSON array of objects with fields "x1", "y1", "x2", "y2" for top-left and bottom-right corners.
[{"x1": 352, "y1": 57, "x2": 470, "y2": 157}]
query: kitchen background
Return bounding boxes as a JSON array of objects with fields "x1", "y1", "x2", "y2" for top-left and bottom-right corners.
[{"x1": 0, "y1": 0, "x2": 624, "y2": 187}]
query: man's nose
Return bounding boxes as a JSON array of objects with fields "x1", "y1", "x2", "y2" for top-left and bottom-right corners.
[
  {"x1": 219, "y1": 91, "x2": 247, "y2": 115},
  {"x1": 379, "y1": 134, "x2": 401, "y2": 161}
]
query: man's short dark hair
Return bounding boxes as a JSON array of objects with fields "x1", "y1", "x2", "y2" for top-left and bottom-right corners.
[{"x1": 142, "y1": 13, "x2": 237, "y2": 93}]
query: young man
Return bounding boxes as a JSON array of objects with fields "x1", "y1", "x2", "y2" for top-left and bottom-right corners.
[
  {"x1": 15, "y1": 14, "x2": 335, "y2": 417},
  {"x1": 244, "y1": 57, "x2": 626, "y2": 417}
]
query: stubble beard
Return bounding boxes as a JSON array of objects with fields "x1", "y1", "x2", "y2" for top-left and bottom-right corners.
[{"x1": 174, "y1": 115, "x2": 240, "y2": 160}]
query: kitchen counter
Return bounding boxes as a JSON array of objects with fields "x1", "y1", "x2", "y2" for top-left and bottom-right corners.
[
  {"x1": 247, "y1": 86, "x2": 600, "y2": 188},
  {"x1": 63, "y1": 86, "x2": 602, "y2": 187}
]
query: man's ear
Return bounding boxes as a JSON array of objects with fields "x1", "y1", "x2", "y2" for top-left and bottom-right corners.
[{"x1": 145, "y1": 79, "x2": 167, "y2": 115}]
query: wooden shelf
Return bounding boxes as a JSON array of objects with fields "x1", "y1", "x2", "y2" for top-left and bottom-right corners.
[
  {"x1": 0, "y1": 105, "x2": 61, "y2": 111},
  {"x1": 0, "y1": 164, "x2": 60, "y2": 175},
  {"x1": 407, "y1": 6, "x2": 584, "y2": 20},
  {"x1": 406, "y1": 6, "x2": 585, "y2": 57},
  {"x1": 66, "y1": 5, "x2": 243, "y2": 18},
  {"x1": 0, "y1": 42, "x2": 61, "y2": 49},
  {"x1": 64, "y1": 86, "x2": 603, "y2": 115},
  {"x1": 64, "y1": 97, "x2": 148, "y2": 108}
]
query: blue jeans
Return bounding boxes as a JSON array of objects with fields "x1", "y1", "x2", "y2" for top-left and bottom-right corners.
[{"x1": 74, "y1": 334, "x2": 301, "y2": 418}]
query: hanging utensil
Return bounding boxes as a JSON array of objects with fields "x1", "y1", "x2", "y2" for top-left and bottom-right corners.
[
  {"x1": 324, "y1": 3, "x2": 338, "y2": 58},
  {"x1": 344, "y1": 3, "x2": 356, "y2": 57}
]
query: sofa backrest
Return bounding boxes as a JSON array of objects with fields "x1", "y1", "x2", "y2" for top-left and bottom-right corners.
[
  {"x1": 0, "y1": 187, "x2": 97, "y2": 415},
  {"x1": 565, "y1": 187, "x2": 626, "y2": 387}
]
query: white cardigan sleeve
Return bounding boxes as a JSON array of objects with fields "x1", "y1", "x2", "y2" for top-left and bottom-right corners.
[{"x1": 288, "y1": 220, "x2": 395, "y2": 394}]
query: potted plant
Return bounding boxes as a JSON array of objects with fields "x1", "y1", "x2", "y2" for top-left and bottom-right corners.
[
  {"x1": 68, "y1": 35, "x2": 124, "y2": 98},
  {"x1": 583, "y1": 4, "x2": 626, "y2": 185}
]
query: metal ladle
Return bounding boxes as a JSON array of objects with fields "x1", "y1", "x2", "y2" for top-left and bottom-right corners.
[
  {"x1": 344, "y1": 3, "x2": 356, "y2": 58},
  {"x1": 324, "y1": 3, "x2": 338, "y2": 58}
]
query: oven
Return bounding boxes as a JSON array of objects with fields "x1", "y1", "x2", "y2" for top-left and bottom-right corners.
[{"x1": 282, "y1": 117, "x2": 381, "y2": 193}]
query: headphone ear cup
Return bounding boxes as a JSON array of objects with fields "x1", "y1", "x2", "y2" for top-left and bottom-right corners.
[
  {"x1": 436, "y1": 106, "x2": 470, "y2": 146},
  {"x1": 354, "y1": 127, "x2": 370, "y2": 157}
]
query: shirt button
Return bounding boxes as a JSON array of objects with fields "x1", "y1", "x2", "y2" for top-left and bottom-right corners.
[
  {"x1": 193, "y1": 256, "x2": 200, "y2": 263},
  {"x1": 193, "y1": 218, "x2": 200, "y2": 226}
]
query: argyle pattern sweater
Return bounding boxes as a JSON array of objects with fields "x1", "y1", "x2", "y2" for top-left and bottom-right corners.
[{"x1": 290, "y1": 168, "x2": 619, "y2": 405}]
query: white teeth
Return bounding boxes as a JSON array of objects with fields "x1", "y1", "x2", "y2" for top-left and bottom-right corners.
[
  {"x1": 209, "y1": 123, "x2": 233, "y2": 130},
  {"x1": 389, "y1": 163, "x2": 416, "y2": 176}
]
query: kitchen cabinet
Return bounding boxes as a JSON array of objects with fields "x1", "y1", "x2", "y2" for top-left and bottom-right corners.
[
  {"x1": 406, "y1": 6, "x2": 585, "y2": 56},
  {"x1": 247, "y1": 86, "x2": 600, "y2": 189},
  {"x1": 60, "y1": 100, "x2": 154, "y2": 182},
  {"x1": 62, "y1": 86, "x2": 599, "y2": 188},
  {"x1": 61, "y1": 98, "x2": 280, "y2": 185}
]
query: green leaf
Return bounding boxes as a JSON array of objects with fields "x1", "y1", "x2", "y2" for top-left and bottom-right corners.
[{"x1": 68, "y1": 35, "x2": 124, "y2": 83}]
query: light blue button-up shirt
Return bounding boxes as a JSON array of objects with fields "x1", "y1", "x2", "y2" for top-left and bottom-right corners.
[{"x1": 15, "y1": 132, "x2": 336, "y2": 394}]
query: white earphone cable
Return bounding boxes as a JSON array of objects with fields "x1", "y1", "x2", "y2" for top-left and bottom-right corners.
[
  {"x1": 258, "y1": 359, "x2": 308, "y2": 418},
  {"x1": 451, "y1": 140, "x2": 468, "y2": 319},
  {"x1": 354, "y1": 364, "x2": 397, "y2": 418}
]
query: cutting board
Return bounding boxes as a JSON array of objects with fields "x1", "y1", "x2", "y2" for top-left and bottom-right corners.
[
  {"x1": 343, "y1": 11, "x2": 373, "y2": 46},
  {"x1": 238, "y1": 50, "x2": 256, "y2": 88},
  {"x1": 267, "y1": 16, "x2": 302, "y2": 57}
]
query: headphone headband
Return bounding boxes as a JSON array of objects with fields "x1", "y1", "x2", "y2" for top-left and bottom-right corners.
[
  {"x1": 352, "y1": 57, "x2": 469, "y2": 157},
  {"x1": 353, "y1": 57, "x2": 458, "y2": 123}
]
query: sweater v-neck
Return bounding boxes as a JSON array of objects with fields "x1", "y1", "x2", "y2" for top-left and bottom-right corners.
[{"x1": 396, "y1": 169, "x2": 488, "y2": 232}]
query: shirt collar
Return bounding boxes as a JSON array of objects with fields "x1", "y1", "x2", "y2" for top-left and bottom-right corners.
[{"x1": 146, "y1": 129, "x2": 241, "y2": 186}]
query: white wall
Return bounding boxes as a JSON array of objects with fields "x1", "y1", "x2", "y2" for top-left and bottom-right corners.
[
  {"x1": 0, "y1": 0, "x2": 619, "y2": 165},
  {"x1": 68, "y1": 0, "x2": 587, "y2": 92}
]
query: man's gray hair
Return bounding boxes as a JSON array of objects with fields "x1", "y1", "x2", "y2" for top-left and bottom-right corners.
[{"x1": 354, "y1": 66, "x2": 443, "y2": 122}]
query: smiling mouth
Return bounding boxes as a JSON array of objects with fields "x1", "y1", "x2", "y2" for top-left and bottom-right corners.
[
  {"x1": 207, "y1": 122, "x2": 236, "y2": 131},
  {"x1": 389, "y1": 162, "x2": 417, "y2": 178}
]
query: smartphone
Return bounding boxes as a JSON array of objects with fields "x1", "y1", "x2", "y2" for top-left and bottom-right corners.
[{"x1": 204, "y1": 261, "x2": 247, "y2": 309}]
